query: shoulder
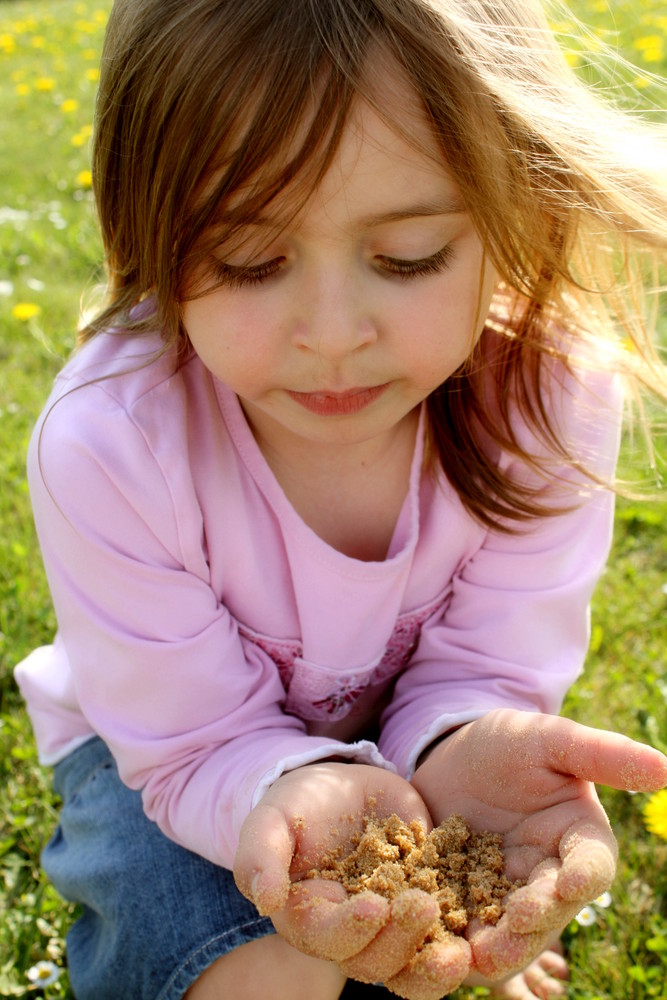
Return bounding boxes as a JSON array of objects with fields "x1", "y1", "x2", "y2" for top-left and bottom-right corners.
[{"x1": 28, "y1": 331, "x2": 222, "y2": 547}]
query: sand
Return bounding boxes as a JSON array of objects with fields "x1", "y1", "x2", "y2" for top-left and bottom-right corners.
[{"x1": 307, "y1": 813, "x2": 520, "y2": 942}]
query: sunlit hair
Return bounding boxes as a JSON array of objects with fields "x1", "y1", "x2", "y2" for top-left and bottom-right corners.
[{"x1": 83, "y1": 0, "x2": 667, "y2": 527}]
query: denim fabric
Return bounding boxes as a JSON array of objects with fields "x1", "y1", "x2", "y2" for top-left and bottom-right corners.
[{"x1": 42, "y1": 737, "x2": 274, "y2": 999}]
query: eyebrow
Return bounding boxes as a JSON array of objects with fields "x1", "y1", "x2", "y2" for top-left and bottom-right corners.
[
  {"x1": 213, "y1": 198, "x2": 467, "y2": 240},
  {"x1": 359, "y1": 199, "x2": 467, "y2": 228}
]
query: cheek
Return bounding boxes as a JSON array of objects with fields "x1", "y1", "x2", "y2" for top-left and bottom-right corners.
[
  {"x1": 391, "y1": 281, "x2": 484, "y2": 364},
  {"x1": 182, "y1": 295, "x2": 276, "y2": 381}
]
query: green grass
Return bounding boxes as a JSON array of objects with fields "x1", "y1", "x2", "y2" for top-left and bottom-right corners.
[{"x1": 0, "y1": 0, "x2": 666, "y2": 996}]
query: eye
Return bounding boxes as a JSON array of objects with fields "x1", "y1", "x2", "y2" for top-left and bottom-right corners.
[
  {"x1": 377, "y1": 244, "x2": 454, "y2": 280},
  {"x1": 209, "y1": 255, "x2": 285, "y2": 288}
]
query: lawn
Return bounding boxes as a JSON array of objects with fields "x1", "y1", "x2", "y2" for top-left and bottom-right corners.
[{"x1": 0, "y1": 0, "x2": 665, "y2": 996}]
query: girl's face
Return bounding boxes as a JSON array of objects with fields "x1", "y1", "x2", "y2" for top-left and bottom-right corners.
[{"x1": 181, "y1": 68, "x2": 497, "y2": 460}]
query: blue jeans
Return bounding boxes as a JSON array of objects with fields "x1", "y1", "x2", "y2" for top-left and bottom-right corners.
[{"x1": 42, "y1": 737, "x2": 274, "y2": 999}]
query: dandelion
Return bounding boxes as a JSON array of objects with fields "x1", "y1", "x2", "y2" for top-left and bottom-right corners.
[
  {"x1": 575, "y1": 906, "x2": 597, "y2": 926},
  {"x1": 644, "y1": 789, "x2": 667, "y2": 841},
  {"x1": 35, "y1": 77, "x2": 55, "y2": 92},
  {"x1": 61, "y1": 98, "x2": 79, "y2": 114},
  {"x1": 0, "y1": 32, "x2": 17, "y2": 54},
  {"x1": 634, "y1": 35, "x2": 663, "y2": 51},
  {"x1": 71, "y1": 124, "x2": 93, "y2": 147},
  {"x1": 85, "y1": 67, "x2": 101, "y2": 81},
  {"x1": 12, "y1": 302, "x2": 42, "y2": 322},
  {"x1": 75, "y1": 170, "x2": 93, "y2": 189},
  {"x1": 640, "y1": 48, "x2": 663, "y2": 64},
  {"x1": 26, "y1": 960, "x2": 62, "y2": 987},
  {"x1": 16, "y1": 83, "x2": 31, "y2": 97},
  {"x1": 633, "y1": 34, "x2": 663, "y2": 64}
]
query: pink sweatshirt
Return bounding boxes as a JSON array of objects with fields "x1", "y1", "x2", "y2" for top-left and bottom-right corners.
[{"x1": 15, "y1": 327, "x2": 621, "y2": 869}]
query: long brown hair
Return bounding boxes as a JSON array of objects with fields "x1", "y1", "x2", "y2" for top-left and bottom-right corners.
[{"x1": 83, "y1": 0, "x2": 667, "y2": 527}]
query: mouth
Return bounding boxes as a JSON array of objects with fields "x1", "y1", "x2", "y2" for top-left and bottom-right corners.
[{"x1": 286, "y1": 383, "x2": 389, "y2": 416}]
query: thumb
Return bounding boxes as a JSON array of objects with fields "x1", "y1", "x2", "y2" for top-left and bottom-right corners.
[{"x1": 233, "y1": 801, "x2": 295, "y2": 915}]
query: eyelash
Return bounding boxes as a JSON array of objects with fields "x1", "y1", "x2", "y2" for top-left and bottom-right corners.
[
  {"x1": 209, "y1": 243, "x2": 455, "y2": 289},
  {"x1": 210, "y1": 257, "x2": 284, "y2": 288},
  {"x1": 378, "y1": 244, "x2": 455, "y2": 280}
]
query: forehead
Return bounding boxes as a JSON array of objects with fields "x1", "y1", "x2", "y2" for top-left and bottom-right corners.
[
  {"x1": 316, "y1": 83, "x2": 460, "y2": 223},
  {"x1": 228, "y1": 58, "x2": 459, "y2": 227}
]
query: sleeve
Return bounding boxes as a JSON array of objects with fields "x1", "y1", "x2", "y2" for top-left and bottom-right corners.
[
  {"x1": 29, "y1": 385, "x2": 387, "y2": 870},
  {"x1": 378, "y1": 364, "x2": 624, "y2": 776}
]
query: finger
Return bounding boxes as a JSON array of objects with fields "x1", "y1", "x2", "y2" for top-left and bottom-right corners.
[
  {"x1": 233, "y1": 802, "x2": 295, "y2": 914},
  {"x1": 503, "y1": 859, "x2": 562, "y2": 934},
  {"x1": 384, "y1": 934, "x2": 472, "y2": 1000},
  {"x1": 501, "y1": 844, "x2": 546, "y2": 883},
  {"x1": 469, "y1": 915, "x2": 549, "y2": 980},
  {"x1": 556, "y1": 818, "x2": 617, "y2": 903},
  {"x1": 542, "y1": 718, "x2": 667, "y2": 791},
  {"x1": 504, "y1": 853, "x2": 601, "y2": 936},
  {"x1": 340, "y1": 890, "x2": 440, "y2": 983},
  {"x1": 272, "y1": 881, "x2": 390, "y2": 961}
]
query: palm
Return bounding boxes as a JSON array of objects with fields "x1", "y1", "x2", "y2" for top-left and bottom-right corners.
[
  {"x1": 234, "y1": 761, "x2": 473, "y2": 995},
  {"x1": 412, "y1": 709, "x2": 666, "y2": 979}
]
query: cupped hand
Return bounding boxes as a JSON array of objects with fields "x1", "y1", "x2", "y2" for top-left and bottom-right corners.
[
  {"x1": 233, "y1": 761, "x2": 472, "y2": 995},
  {"x1": 411, "y1": 709, "x2": 667, "y2": 981}
]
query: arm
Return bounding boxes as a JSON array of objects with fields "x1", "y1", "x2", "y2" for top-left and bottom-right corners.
[
  {"x1": 233, "y1": 712, "x2": 667, "y2": 997},
  {"x1": 29, "y1": 380, "x2": 387, "y2": 868},
  {"x1": 379, "y1": 364, "x2": 623, "y2": 774}
]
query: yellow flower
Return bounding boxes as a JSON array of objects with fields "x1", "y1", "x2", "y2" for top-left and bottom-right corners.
[
  {"x1": 12, "y1": 302, "x2": 42, "y2": 322},
  {"x1": 85, "y1": 67, "x2": 100, "y2": 81},
  {"x1": 633, "y1": 35, "x2": 664, "y2": 64},
  {"x1": 76, "y1": 170, "x2": 93, "y2": 188},
  {"x1": 640, "y1": 49, "x2": 663, "y2": 64},
  {"x1": 634, "y1": 35, "x2": 663, "y2": 51},
  {"x1": 16, "y1": 83, "x2": 31, "y2": 97},
  {"x1": 72, "y1": 124, "x2": 93, "y2": 147},
  {"x1": 35, "y1": 77, "x2": 55, "y2": 91},
  {"x1": 61, "y1": 98, "x2": 80, "y2": 114},
  {"x1": 0, "y1": 32, "x2": 16, "y2": 54},
  {"x1": 644, "y1": 790, "x2": 667, "y2": 841}
]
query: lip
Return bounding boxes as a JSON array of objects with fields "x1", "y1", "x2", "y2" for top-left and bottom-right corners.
[{"x1": 286, "y1": 383, "x2": 389, "y2": 416}]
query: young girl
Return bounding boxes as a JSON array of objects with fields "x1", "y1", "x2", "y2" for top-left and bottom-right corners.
[{"x1": 15, "y1": 1, "x2": 667, "y2": 998}]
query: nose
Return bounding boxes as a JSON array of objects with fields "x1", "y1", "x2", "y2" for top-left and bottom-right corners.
[{"x1": 291, "y1": 271, "x2": 377, "y2": 363}]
